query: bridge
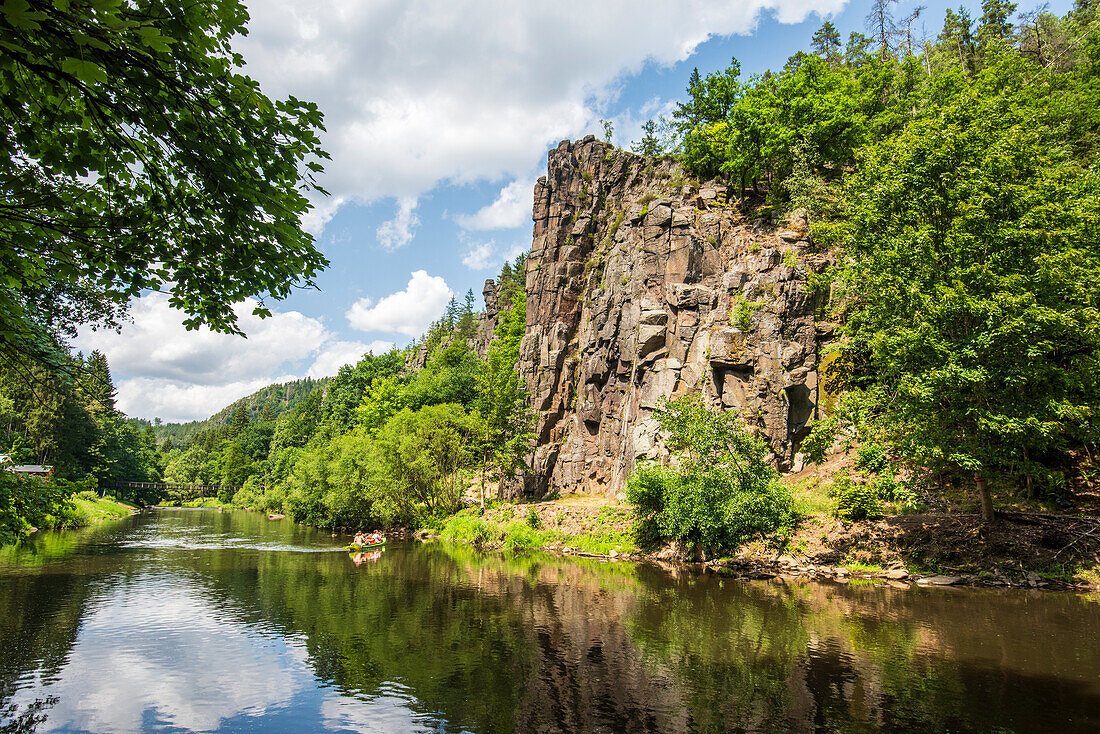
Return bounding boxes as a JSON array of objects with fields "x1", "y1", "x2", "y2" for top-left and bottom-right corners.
[{"x1": 111, "y1": 481, "x2": 243, "y2": 503}]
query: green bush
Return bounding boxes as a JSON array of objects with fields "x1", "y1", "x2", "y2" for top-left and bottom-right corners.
[
  {"x1": 503, "y1": 522, "x2": 540, "y2": 551},
  {"x1": 625, "y1": 397, "x2": 796, "y2": 550},
  {"x1": 525, "y1": 507, "x2": 542, "y2": 529},
  {"x1": 0, "y1": 473, "x2": 84, "y2": 545},
  {"x1": 855, "y1": 442, "x2": 891, "y2": 474},
  {"x1": 831, "y1": 472, "x2": 881, "y2": 521},
  {"x1": 73, "y1": 490, "x2": 100, "y2": 502},
  {"x1": 440, "y1": 512, "x2": 497, "y2": 547},
  {"x1": 800, "y1": 416, "x2": 838, "y2": 464}
]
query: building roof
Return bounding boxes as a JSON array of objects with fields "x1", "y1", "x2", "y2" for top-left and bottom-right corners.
[{"x1": 6, "y1": 465, "x2": 53, "y2": 474}]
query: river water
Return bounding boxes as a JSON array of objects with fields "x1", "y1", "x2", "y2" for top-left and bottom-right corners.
[{"x1": 0, "y1": 508, "x2": 1097, "y2": 733}]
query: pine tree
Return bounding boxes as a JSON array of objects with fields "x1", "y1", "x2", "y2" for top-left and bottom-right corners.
[
  {"x1": 939, "y1": 7, "x2": 977, "y2": 72},
  {"x1": 811, "y1": 21, "x2": 843, "y2": 64},
  {"x1": 631, "y1": 120, "x2": 662, "y2": 156},
  {"x1": 229, "y1": 404, "x2": 250, "y2": 436},
  {"x1": 83, "y1": 350, "x2": 117, "y2": 415},
  {"x1": 978, "y1": 0, "x2": 1018, "y2": 51},
  {"x1": 845, "y1": 31, "x2": 873, "y2": 66}
]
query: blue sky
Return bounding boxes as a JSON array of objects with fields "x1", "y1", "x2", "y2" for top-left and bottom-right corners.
[{"x1": 76, "y1": 0, "x2": 1070, "y2": 422}]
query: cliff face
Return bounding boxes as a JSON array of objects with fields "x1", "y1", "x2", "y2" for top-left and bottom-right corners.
[{"x1": 517, "y1": 136, "x2": 831, "y2": 497}]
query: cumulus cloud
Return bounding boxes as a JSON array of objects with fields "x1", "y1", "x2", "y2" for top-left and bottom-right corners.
[
  {"x1": 306, "y1": 339, "x2": 395, "y2": 378},
  {"x1": 455, "y1": 179, "x2": 535, "y2": 230},
  {"x1": 110, "y1": 376, "x2": 298, "y2": 424},
  {"x1": 75, "y1": 293, "x2": 394, "y2": 421},
  {"x1": 376, "y1": 196, "x2": 420, "y2": 251},
  {"x1": 460, "y1": 238, "x2": 528, "y2": 271},
  {"x1": 77, "y1": 292, "x2": 328, "y2": 386},
  {"x1": 235, "y1": 0, "x2": 847, "y2": 224},
  {"x1": 461, "y1": 241, "x2": 496, "y2": 270},
  {"x1": 345, "y1": 270, "x2": 453, "y2": 336}
]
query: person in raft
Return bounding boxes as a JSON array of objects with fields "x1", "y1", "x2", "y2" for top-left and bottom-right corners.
[
  {"x1": 353, "y1": 531, "x2": 367, "y2": 546},
  {"x1": 368, "y1": 531, "x2": 383, "y2": 545}
]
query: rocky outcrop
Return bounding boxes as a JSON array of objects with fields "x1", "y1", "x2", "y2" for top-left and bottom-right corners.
[
  {"x1": 517, "y1": 136, "x2": 831, "y2": 497},
  {"x1": 474, "y1": 278, "x2": 501, "y2": 358}
]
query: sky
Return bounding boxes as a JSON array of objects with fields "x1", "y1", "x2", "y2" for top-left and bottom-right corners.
[{"x1": 75, "y1": 0, "x2": 1069, "y2": 423}]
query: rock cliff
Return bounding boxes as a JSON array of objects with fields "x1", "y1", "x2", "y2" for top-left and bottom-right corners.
[{"x1": 516, "y1": 136, "x2": 831, "y2": 497}]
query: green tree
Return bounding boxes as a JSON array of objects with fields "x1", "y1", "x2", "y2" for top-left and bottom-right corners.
[
  {"x1": 626, "y1": 397, "x2": 795, "y2": 549},
  {"x1": 631, "y1": 120, "x2": 662, "y2": 157},
  {"x1": 0, "y1": 0, "x2": 329, "y2": 371},
  {"x1": 811, "y1": 21, "x2": 843, "y2": 65},
  {"x1": 475, "y1": 290, "x2": 534, "y2": 505},
  {"x1": 374, "y1": 403, "x2": 480, "y2": 518},
  {"x1": 978, "y1": 0, "x2": 1018, "y2": 51},
  {"x1": 834, "y1": 60, "x2": 1100, "y2": 520}
]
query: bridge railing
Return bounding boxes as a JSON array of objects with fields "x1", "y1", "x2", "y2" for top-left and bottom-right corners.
[{"x1": 111, "y1": 481, "x2": 243, "y2": 503}]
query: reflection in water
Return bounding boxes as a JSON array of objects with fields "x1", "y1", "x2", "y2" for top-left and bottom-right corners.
[{"x1": 0, "y1": 509, "x2": 1098, "y2": 733}]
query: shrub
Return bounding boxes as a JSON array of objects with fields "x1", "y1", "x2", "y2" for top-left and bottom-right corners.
[
  {"x1": 526, "y1": 507, "x2": 542, "y2": 529},
  {"x1": 801, "y1": 415, "x2": 839, "y2": 464},
  {"x1": 440, "y1": 512, "x2": 497, "y2": 547},
  {"x1": 625, "y1": 397, "x2": 796, "y2": 550},
  {"x1": 0, "y1": 473, "x2": 83, "y2": 545},
  {"x1": 503, "y1": 522, "x2": 540, "y2": 550},
  {"x1": 74, "y1": 490, "x2": 100, "y2": 502},
  {"x1": 856, "y1": 442, "x2": 891, "y2": 474},
  {"x1": 831, "y1": 471, "x2": 881, "y2": 521}
]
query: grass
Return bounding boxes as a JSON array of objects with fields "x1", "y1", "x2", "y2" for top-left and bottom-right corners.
[
  {"x1": 72, "y1": 496, "x2": 135, "y2": 521},
  {"x1": 437, "y1": 508, "x2": 637, "y2": 556},
  {"x1": 789, "y1": 477, "x2": 835, "y2": 517},
  {"x1": 840, "y1": 560, "x2": 884, "y2": 573}
]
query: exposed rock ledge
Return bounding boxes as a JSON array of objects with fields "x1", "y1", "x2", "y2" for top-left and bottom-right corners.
[{"x1": 516, "y1": 136, "x2": 832, "y2": 498}]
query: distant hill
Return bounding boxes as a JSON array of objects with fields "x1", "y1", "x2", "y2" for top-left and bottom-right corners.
[{"x1": 152, "y1": 377, "x2": 330, "y2": 444}]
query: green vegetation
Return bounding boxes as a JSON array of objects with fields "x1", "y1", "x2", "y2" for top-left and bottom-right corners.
[
  {"x1": 151, "y1": 378, "x2": 330, "y2": 446},
  {"x1": 0, "y1": 0, "x2": 328, "y2": 375},
  {"x1": 0, "y1": 473, "x2": 133, "y2": 545},
  {"x1": 678, "y1": 1, "x2": 1100, "y2": 519},
  {"x1": 0, "y1": 350, "x2": 160, "y2": 494},
  {"x1": 626, "y1": 397, "x2": 795, "y2": 550},
  {"x1": 730, "y1": 293, "x2": 765, "y2": 331},
  {"x1": 437, "y1": 507, "x2": 636, "y2": 555},
  {"x1": 831, "y1": 471, "x2": 882, "y2": 522},
  {"x1": 210, "y1": 256, "x2": 535, "y2": 530}
]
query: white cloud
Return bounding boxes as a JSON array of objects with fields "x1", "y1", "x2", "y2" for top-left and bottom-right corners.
[
  {"x1": 462, "y1": 241, "x2": 496, "y2": 270},
  {"x1": 74, "y1": 292, "x2": 394, "y2": 421},
  {"x1": 13, "y1": 581, "x2": 305, "y2": 734},
  {"x1": 235, "y1": 0, "x2": 848, "y2": 227},
  {"x1": 455, "y1": 179, "x2": 535, "y2": 230},
  {"x1": 376, "y1": 196, "x2": 420, "y2": 251},
  {"x1": 306, "y1": 339, "x2": 395, "y2": 378},
  {"x1": 111, "y1": 377, "x2": 298, "y2": 426},
  {"x1": 460, "y1": 238, "x2": 528, "y2": 271},
  {"x1": 77, "y1": 292, "x2": 328, "y2": 385},
  {"x1": 345, "y1": 270, "x2": 453, "y2": 336}
]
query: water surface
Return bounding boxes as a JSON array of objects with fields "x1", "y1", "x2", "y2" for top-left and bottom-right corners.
[{"x1": 1, "y1": 508, "x2": 1097, "y2": 733}]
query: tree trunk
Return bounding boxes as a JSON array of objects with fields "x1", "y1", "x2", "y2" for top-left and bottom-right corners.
[{"x1": 975, "y1": 473, "x2": 995, "y2": 522}]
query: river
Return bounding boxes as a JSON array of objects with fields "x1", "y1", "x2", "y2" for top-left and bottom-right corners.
[{"x1": 0, "y1": 508, "x2": 1097, "y2": 733}]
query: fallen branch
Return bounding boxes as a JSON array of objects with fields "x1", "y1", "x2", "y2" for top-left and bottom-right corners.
[{"x1": 1053, "y1": 525, "x2": 1100, "y2": 558}]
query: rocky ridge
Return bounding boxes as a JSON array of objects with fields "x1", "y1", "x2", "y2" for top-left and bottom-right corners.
[{"x1": 515, "y1": 136, "x2": 832, "y2": 498}]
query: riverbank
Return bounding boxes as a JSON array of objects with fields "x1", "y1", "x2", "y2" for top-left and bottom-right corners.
[
  {"x1": 1, "y1": 491, "x2": 138, "y2": 547},
  {"x1": 416, "y1": 496, "x2": 1100, "y2": 593},
  {"x1": 72, "y1": 494, "x2": 139, "y2": 521}
]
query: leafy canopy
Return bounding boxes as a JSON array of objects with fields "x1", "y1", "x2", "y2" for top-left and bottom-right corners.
[{"x1": 0, "y1": 0, "x2": 329, "y2": 368}]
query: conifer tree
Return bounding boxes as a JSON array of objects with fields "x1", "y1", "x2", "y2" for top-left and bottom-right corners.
[{"x1": 811, "y1": 21, "x2": 843, "y2": 64}]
